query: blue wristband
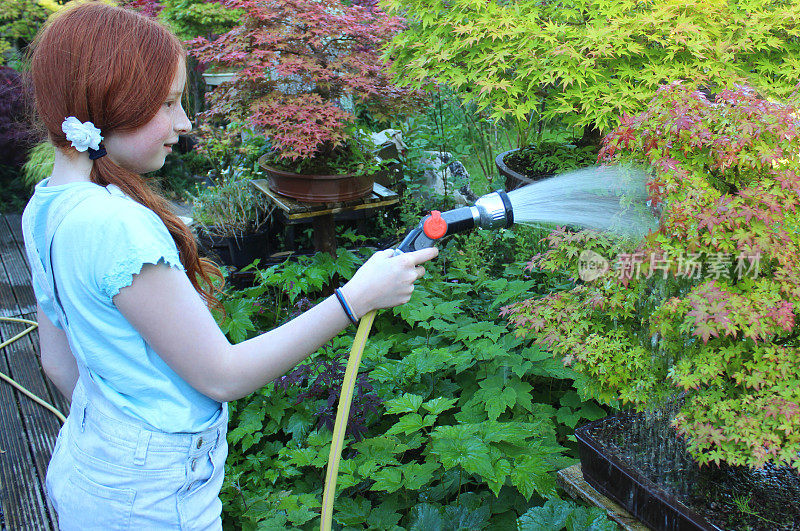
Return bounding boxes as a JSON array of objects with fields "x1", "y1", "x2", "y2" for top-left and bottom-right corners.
[{"x1": 334, "y1": 288, "x2": 359, "y2": 326}]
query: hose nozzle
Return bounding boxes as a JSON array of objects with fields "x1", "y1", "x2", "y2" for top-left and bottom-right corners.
[{"x1": 395, "y1": 190, "x2": 514, "y2": 253}]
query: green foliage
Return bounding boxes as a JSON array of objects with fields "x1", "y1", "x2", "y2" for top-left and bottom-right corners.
[
  {"x1": 0, "y1": 0, "x2": 49, "y2": 66},
  {"x1": 0, "y1": 163, "x2": 28, "y2": 213},
  {"x1": 21, "y1": 142, "x2": 54, "y2": 188},
  {"x1": 158, "y1": 0, "x2": 242, "y2": 41},
  {"x1": 505, "y1": 142, "x2": 599, "y2": 179},
  {"x1": 191, "y1": 171, "x2": 270, "y2": 239},
  {"x1": 384, "y1": 0, "x2": 800, "y2": 147},
  {"x1": 214, "y1": 229, "x2": 608, "y2": 529},
  {"x1": 150, "y1": 149, "x2": 210, "y2": 201},
  {"x1": 504, "y1": 83, "x2": 800, "y2": 470},
  {"x1": 192, "y1": 121, "x2": 267, "y2": 180},
  {"x1": 517, "y1": 498, "x2": 618, "y2": 531}
]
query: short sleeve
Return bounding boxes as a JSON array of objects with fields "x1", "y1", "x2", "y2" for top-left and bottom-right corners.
[{"x1": 91, "y1": 200, "x2": 185, "y2": 299}]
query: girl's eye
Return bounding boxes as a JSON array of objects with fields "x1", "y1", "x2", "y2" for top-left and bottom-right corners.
[{"x1": 164, "y1": 101, "x2": 174, "y2": 108}]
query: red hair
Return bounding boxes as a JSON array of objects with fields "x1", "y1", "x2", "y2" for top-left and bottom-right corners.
[{"x1": 29, "y1": 2, "x2": 223, "y2": 308}]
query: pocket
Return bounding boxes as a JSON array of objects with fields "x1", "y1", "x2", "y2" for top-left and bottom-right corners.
[
  {"x1": 55, "y1": 467, "x2": 135, "y2": 530},
  {"x1": 177, "y1": 442, "x2": 228, "y2": 529}
]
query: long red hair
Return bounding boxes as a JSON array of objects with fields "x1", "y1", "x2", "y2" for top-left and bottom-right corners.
[{"x1": 29, "y1": 2, "x2": 223, "y2": 308}]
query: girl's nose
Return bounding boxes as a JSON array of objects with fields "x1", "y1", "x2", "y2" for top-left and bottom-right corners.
[{"x1": 175, "y1": 105, "x2": 192, "y2": 135}]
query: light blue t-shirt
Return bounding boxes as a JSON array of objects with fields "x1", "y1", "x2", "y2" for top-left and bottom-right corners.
[{"x1": 22, "y1": 178, "x2": 223, "y2": 433}]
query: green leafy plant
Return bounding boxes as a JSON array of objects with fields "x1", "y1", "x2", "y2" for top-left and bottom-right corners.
[
  {"x1": 157, "y1": 0, "x2": 242, "y2": 41},
  {"x1": 503, "y1": 82, "x2": 800, "y2": 470},
  {"x1": 0, "y1": 0, "x2": 51, "y2": 66},
  {"x1": 504, "y1": 142, "x2": 599, "y2": 180},
  {"x1": 213, "y1": 230, "x2": 608, "y2": 529},
  {"x1": 21, "y1": 142, "x2": 55, "y2": 188},
  {"x1": 191, "y1": 171, "x2": 270, "y2": 239},
  {"x1": 517, "y1": 497, "x2": 618, "y2": 531},
  {"x1": 384, "y1": 0, "x2": 800, "y2": 149},
  {"x1": 192, "y1": 121, "x2": 266, "y2": 181}
]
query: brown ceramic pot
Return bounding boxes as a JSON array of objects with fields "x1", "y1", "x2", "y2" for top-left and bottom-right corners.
[{"x1": 258, "y1": 155, "x2": 375, "y2": 203}]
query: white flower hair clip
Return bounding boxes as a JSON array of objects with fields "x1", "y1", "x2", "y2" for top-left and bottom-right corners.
[{"x1": 61, "y1": 116, "x2": 106, "y2": 160}]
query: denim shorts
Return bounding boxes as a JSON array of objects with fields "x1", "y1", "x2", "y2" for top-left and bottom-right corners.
[{"x1": 46, "y1": 380, "x2": 228, "y2": 530}]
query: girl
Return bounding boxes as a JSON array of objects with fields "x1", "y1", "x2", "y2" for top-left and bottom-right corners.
[{"x1": 22, "y1": 3, "x2": 437, "y2": 529}]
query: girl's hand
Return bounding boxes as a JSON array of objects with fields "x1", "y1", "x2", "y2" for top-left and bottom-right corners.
[{"x1": 340, "y1": 247, "x2": 439, "y2": 318}]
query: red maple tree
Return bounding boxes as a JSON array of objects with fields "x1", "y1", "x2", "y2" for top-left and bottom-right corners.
[{"x1": 188, "y1": 0, "x2": 421, "y2": 168}]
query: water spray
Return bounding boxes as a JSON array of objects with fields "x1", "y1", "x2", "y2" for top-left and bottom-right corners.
[{"x1": 320, "y1": 164, "x2": 656, "y2": 530}]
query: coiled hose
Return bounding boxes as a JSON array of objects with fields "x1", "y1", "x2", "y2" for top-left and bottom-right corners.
[{"x1": 0, "y1": 317, "x2": 66, "y2": 424}]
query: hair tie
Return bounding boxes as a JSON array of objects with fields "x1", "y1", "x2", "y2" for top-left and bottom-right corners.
[{"x1": 62, "y1": 116, "x2": 106, "y2": 160}]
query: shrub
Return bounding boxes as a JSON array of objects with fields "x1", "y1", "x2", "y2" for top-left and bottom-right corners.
[
  {"x1": 0, "y1": 65, "x2": 35, "y2": 168},
  {"x1": 0, "y1": 0, "x2": 49, "y2": 66},
  {"x1": 21, "y1": 141, "x2": 54, "y2": 187},
  {"x1": 384, "y1": 0, "x2": 800, "y2": 148},
  {"x1": 187, "y1": 0, "x2": 423, "y2": 173},
  {"x1": 503, "y1": 83, "x2": 800, "y2": 470}
]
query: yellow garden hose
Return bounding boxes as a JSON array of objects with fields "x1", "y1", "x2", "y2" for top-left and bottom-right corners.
[
  {"x1": 320, "y1": 309, "x2": 377, "y2": 531},
  {"x1": 0, "y1": 317, "x2": 67, "y2": 424}
]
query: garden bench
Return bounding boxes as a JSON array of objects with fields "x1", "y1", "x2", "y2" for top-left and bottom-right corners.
[{"x1": 0, "y1": 213, "x2": 65, "y2": 530}]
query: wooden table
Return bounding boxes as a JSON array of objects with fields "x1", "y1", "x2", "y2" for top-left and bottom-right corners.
[{"x1": 250, "y1": 180, "x2": 400, "y2": 255}]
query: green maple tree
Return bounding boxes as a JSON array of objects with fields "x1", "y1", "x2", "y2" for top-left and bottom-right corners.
[{"x1": 384, "y1": 0, "x2": 800, "y2": 148}]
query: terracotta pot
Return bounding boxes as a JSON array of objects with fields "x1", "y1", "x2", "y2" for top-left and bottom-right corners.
[
  {"x1": 495, "y1": 149, "x2": 553, "y2": 192},
  {"x1": 258, "y1": 155, "x2": 376, "y2": 203}
]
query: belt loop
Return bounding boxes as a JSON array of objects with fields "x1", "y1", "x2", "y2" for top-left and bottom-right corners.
[{"x1": 133, "y1": 431, "x2": 151, "y2": 466}]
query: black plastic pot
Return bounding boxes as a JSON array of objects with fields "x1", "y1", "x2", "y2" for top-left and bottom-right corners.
[
  {"x1": 197, "y1": 227, "x2": 271, "y2": 270},
  {"x1": 495, "y1": 149, "x2": 553, "y2": 191},
  {"x1": 576, "y1": 420, "x2": 720, "y2": 531}
]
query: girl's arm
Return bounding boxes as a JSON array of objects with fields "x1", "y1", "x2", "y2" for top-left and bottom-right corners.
[
  {"x1": 113, "y1": 248, "x2": 437, "y2": 402},
  {"x1": 36, "y1": 304, "x2": 79, "y2": 401}
]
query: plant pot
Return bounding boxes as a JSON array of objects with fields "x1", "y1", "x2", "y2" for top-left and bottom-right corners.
[
  {"x1": 198, "y1": 227, "x2": 272, "y2": 269},
  {"x1": 201, "y1": 71, "x2": 238, "y2": 86},
  {"x1": 197, "y1": 227, "x2": 232, "y2": 265},
  {"x1": 495, "y1": 149, "x2": 551, "y2": 192},
  {"x1": 258, "y1": 155, "x2": 376, "y2": 203},
  {"x1": 576, "y1": 418, "x2": 716, "y2": 531}
]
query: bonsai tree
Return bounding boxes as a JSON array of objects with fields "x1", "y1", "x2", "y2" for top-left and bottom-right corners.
[
  {"x1": 503, "y1": 83, "x2": 800, "y2": 470},
  {"x1": 384, "y1": 0, "x2": 800, "y2": 150},
  {"x1": 187, "y1": 0, "x2": 422, "y2": 174}
]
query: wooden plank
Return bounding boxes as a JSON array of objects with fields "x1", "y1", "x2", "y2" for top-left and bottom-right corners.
[
  {"x1": 0, "y1": 215, "x2": 37, "y2": 317},
  {"x1": 557, "y1": 464, "x2": 652, "y2": 531},
  {"x1": 4, "y1": 214, "x2": 29, "y2": 269},
  {"x1": 0, "y1": 312, "x2": 62, "y2": 529},
  {"x1": 251, "y1": 180, "x2": 399, "y2": 220},
  {"x1": 0, "y1": 377, "x2": 51, "y2": 531}
]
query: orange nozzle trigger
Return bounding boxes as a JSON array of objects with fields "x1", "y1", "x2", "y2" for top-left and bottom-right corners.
[{"x1": 423, "y1": 210, "x2": 447, "y2": 240}]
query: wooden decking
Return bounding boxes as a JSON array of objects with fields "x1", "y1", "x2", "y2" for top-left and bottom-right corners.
[{"x1": 0, "y1": 213, "x2": 67, "y2": 530}]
